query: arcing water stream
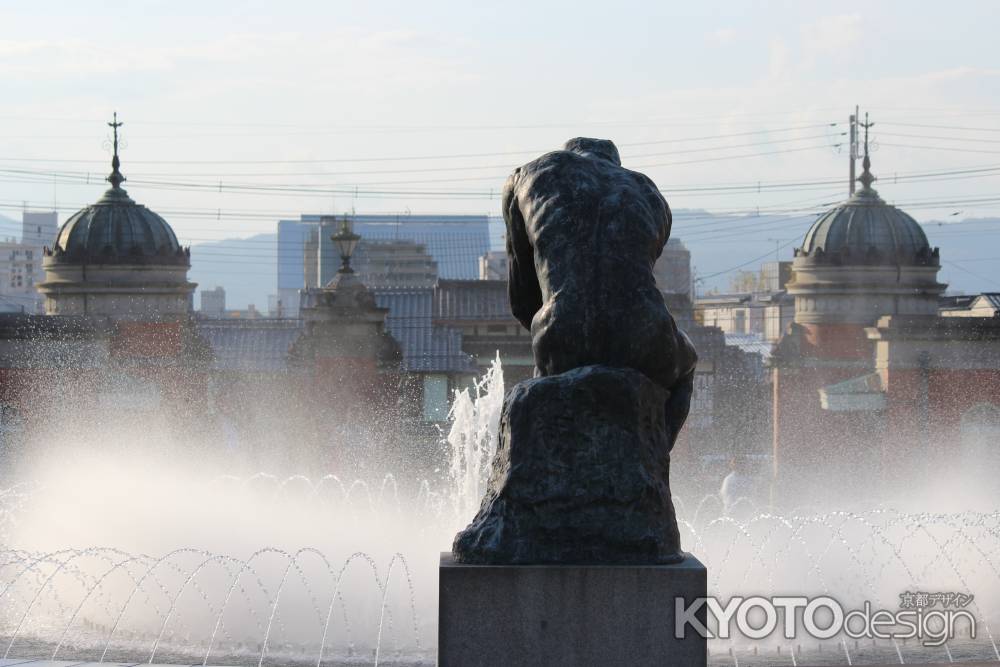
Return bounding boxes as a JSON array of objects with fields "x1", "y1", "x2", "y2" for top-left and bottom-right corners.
[{"x1": 0, "y1": 359, "x2": 997, "y2": 666}]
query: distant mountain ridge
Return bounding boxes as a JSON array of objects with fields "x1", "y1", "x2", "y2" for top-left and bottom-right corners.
[
  {"x1": 189, "y1": 234, "x2": 278, "y2": 311},
  {"x1": 187, "y1": 216, "x2": 1000, "y2": 311}
]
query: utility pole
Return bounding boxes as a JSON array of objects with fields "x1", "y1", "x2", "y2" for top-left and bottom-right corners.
[{"x1": 848, "y1": 105, "x2": 859, "y2": 196}]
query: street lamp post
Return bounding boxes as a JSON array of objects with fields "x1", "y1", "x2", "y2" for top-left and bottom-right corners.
[{"x1": 331, "y1": 215, "x2": 361, "y2": 274}]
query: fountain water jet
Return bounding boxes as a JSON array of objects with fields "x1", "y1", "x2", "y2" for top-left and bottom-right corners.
[{"x1": 0, "y1": 358, "x2": 998, "y2": 665}]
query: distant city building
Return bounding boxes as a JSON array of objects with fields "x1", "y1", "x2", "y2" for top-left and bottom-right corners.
[
  {"x1": 296, "y1": 230, "x2": 442, "y2": 290},
  {"x1": 302, "y1": 228, "x2": 438, "y2": 289},
  {"x1": 432, "y1": 279, "x2": 534, "y2": 384},
  {"x1": 479, "y1": 251, "x2": 508, "y2": 280},
  {"x1": 221, "y1": 304, "x2": 263, "y2": 319},
  {"x1": 277, "y1": 220, "x2": 313, "y2": 315},
  {"x1": 654, "y1": 238, "x2": 692, "y2": 297},
  {"x1": 267, "y1": 294, "x2": 284, "y2": 317},
  {"x1": 354, "y1": 239, "x2": 438, "y2": 288},
  {"x1": 0, "y1": 211, "x2": 58, "y2": 314},
  {"x1": 694, "y1": 261, "x2": 795, "y2": 346},
  {"x1": 21, "y1": 211, "x2": 58, "y2": 248},
  {"x1": 277, "y1": 213, "x2": 491, "y2": 316},
  {"x1": 0, "y1": 239, "x2": 41, "y2": 313},
  {"x1": 940, "y1": 293, "x2": 1000, "y2": 318},
  {"x1": 761, "y1": 260, "x2": 793, "y2": 293},
  {"x1": 695, "y1": 292, "x2": 794, "y2": 345},
  {"x1": 200, "y1": 286, "x2": 226, "y2": 317}
]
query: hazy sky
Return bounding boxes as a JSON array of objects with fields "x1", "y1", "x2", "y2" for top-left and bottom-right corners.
[{"x1": 2, "y1": 1, "x2": 1000, "y2": 276}]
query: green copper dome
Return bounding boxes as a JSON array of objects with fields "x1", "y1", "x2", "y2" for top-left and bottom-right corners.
[
  {"x1": 47, "y1": 116, "x2": 189, "y2": 267},
  {"x1": 796, "y1": 153, "x2": 938, "y2": 267}
]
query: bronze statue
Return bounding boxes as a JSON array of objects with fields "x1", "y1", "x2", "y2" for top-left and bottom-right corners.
[
  {"x1": 453, "y1": 138, "x2": 698, "y2": 564},
  {"x1": 503, "y1": 137, "x2": 697, "y2": 445}
]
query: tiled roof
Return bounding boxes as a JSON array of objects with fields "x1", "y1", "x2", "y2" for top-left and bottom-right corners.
[
  {"x1": 196, "y1": 319, "x2": 303, "y2": 372},
  {"x1": 979, "y1": 293, "x2": 1000, "y2": 311},
  {"x1": 724, "y1": 332, "x2": 774, "y2": 361},
  {"x1": 695, "y1": 293, "x2": 753, "y2": 306},
  {"x1": 197, "y1": 288, "x2": 478, "y2": 375},
  {"x1": 374, "y1": 287, "x2": 476, "y2": 373}
]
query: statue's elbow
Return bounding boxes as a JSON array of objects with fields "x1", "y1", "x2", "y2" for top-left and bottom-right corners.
[
  {"x1": 511, "y1": 306, "x2": 534, "y2": 332},
  {"x1": 678, "y1": 332, "x2": 698, "y2": 377}
]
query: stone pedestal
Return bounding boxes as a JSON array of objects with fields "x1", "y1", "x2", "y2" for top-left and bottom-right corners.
[{"x1": 438, "y1": 552, "x2": 707, "y2": 667}]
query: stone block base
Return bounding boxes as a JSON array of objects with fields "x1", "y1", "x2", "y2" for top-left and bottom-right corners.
[{"x1": 438, "y1": 551, "x2": 707, "y2": 667}]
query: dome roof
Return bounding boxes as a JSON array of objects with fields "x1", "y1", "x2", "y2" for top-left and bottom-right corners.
[
  {"x1": 796, "y1": 155, "x2": 938, "y2": 267},
  {"x1": 50, "y1": 187, "x2": 188, "y2": 265},
  {"x1": 47, "y1": 130, "x2": 189, "y2": 267}
]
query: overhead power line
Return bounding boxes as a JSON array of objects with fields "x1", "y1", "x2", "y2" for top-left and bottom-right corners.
[
  {"x1": 879, "y1": 142, "x2": 1000, "y2": 156},
  {"x1": 696, "y1": 237, "x2": 803, "y2": 281},
  {"x1": 0, "y1": 111, "x2": 846, "y2": 129},
  {"x1": 4, "y1": 155, "x2": 999, "y2": 205},
  {"x1": 878, "y1": 131, "x2": 1000, "y2": 145},
  {"x1": 881, "y1": 121, "x2": 1000, "y2": 133},
  {"x1": 0, "y1": 123, "x2": 840, "y2": 166}
]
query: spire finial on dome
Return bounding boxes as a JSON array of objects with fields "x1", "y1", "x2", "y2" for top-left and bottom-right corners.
[
  {"x1": 106, "y1": 111, "x2": 126, "y2": 190},
  {"x1": 857, "y1": 112, "x2": 876, "y2": 191}
]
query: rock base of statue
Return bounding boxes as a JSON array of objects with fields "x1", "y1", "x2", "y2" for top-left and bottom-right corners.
[
  {"x1": 438, "y1": 551, "x2": 707, "y2": 667},
  {"x1": 453, "y1": 364, "x2": 683, "y2": 565}
]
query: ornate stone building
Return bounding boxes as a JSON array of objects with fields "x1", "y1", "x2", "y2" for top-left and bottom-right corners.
[
  {"x1": 771, "y1": 141, "x2": 1000, "y2": 501},
  {"x1": 0, "y1": 119, "x2": 213, "y2": 467},
  {"x1": 291, "y1": 222, "x2": 402, "y2": 399},
  {"x1": 38, "y1": 122, "x2": 195, "y2": 319}
]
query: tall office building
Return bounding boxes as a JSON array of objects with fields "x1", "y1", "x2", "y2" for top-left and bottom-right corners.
[
  {"x1": 0, "y1": 211, "x2": 59, "y2": 313},
  {"x1": 277, "y1": 213, "x2": 491, "y2": 316},
  {"x1": 21, "y1": 211, "x2": 59, "y2": 248},
  {"x1": 200, "y1": 286, "x2": 227, "y2": 317}
]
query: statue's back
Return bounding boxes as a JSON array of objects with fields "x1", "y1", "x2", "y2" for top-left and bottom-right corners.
[{"x1": 504, "y1": 142, "x2": 693, "y2": 389}]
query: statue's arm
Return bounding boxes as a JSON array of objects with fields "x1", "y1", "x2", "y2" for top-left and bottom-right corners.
[
  {"x1": 635, "y1": 171, "x2": 672, "y2": 259},
  {"x1": 659, "y1": 196, "x2": 673, "y2": 258},
  {"x1": 502, "y1": 170, "x2": 542, "y2": 331},
  {"x1": 665, "y1": 331, "x2": 698, "y2": 451}
]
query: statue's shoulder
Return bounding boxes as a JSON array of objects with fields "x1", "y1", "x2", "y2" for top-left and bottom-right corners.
[
  {"x1": 519, "y1": 149, "x2": 589, "y2": 175},
  {"x1": 623, "y1": 167, "x2": 669, "y2": 212},
  {"x1": 623, "y1": 166, "x2": 662, "y2": 194}
]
